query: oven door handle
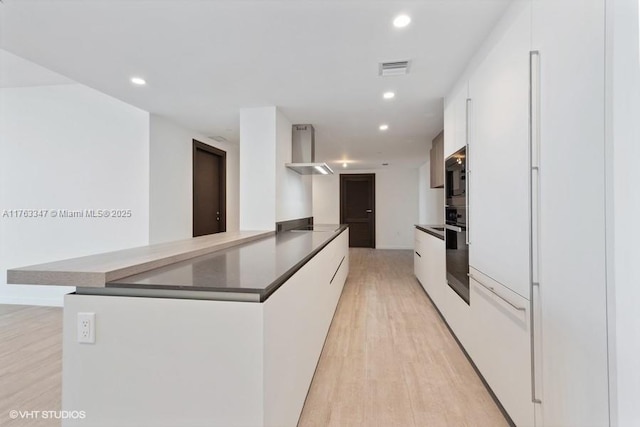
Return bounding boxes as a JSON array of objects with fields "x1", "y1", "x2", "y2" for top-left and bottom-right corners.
[{"x1": 445, "y1": 224, "x2": 463, "y2": 233}]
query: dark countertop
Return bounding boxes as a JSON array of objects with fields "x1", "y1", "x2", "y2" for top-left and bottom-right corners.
[
  {"x1": 415, "y1": 224, "x2": 445, "y2": 241},
  {"x1": 89, "y1": 224, "x2": 348, "y2": 302}
]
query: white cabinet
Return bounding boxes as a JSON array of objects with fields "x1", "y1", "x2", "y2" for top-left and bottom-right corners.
[
  {"x1": 414, "y1": 229, "x2": 426, "y2": 286},
  {"x1": 413, "y1": 228, "x2": 446, "y2": 308},
  {"x1": 444, "y1": 82, "x2": 469, "y2": 158},
  {"x1": 424, "y1": 232, "x2": 446, "y2": 308},
  {"x1": 468, "y1": 268, "x2": 534, "y2": 427},
  {"x1": 531, "y1": 1, "x2": 609, "y2": 425},
  {"x1": 413, "y1": 228, "x2": 475, "y2": 355},
  {"x1": 264, "y1": 229, "x2": 349, "y2": 426},
  {"x1": 468, "y1": 2, "x2": 531, "y2": 299}
]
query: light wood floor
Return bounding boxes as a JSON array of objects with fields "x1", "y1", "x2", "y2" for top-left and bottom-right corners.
[
  {"x1": 0, "y1": 249, "x2": 507, "y2": 427},
  {"x1": 298, "y1": 249, "x2": 508, "y2": 427},
  {"x1": 0, "y1": 305, "x2": 62, "y2": 427}
]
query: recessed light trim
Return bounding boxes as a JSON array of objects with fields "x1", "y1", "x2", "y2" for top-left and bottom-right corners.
[
  {"x1": 383, "y1": 91, "x2": 395, "y2": 100},
  {"x1": 393, "y1": 15, "x2": 411, "y2": 28},
  {"x1": 379, "y1": 124, "x2": 389, "y2": 131},
  {"x1": 130, "y1": 77, "x2": 146, "y2": 86}
]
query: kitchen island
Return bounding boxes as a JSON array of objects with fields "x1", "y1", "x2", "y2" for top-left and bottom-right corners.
[{"x1": 8, "y1": 226, "x2": 349, "y2": 427}]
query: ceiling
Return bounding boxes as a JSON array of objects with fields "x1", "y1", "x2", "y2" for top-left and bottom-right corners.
[
  {"x1": 0, "y1": 49, "x2": 74, "y2": 88},
  {"x1": 0, "y1": 0, "x2": 510, "y2": 169}
]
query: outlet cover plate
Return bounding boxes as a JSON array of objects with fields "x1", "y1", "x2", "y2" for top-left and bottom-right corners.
[{"x1": 77, "y1": 312, "x2": 95, "y2": 344}]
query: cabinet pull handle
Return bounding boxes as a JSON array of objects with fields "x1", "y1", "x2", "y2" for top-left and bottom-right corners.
[
  {"x1": 330, "y1": 256, "x2": 345, "y2": 284},
  {"x1": 445, "y1": 224, "x2": 462, "y2": 233},
  {"x1": 529, "y1": 49, "x2": 543, "y2": 405},
  {"x1": 469, "y1": 273, "x2": 526, "y2": 312},
  {"x1": 465, "y1": 97, "x2": 472, "y2": 245},
  {"x1": 414, "y1": 251, "x2": 421, "y2": 258}
]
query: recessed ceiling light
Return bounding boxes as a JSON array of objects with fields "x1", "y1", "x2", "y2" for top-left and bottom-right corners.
[
  {"x1": 379, "y1": 124, "x2": 389, "y2": 131},
  {"x1": 343, "y1": 163, "x2": 348, "y2": 168},
  {"x1": 393, "y1": 15, "x2": 411, "y2": 28},
  {"x1": 130, "y1": 77, "x2": 146, "y2": 86},
  {"x1": 383, "y1": 91, "x2": 395, "y2": 100}
]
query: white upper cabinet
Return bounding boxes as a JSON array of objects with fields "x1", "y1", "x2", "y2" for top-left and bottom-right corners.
[
  {"x1": 444, "y1": 82, "x2": 469, "y2": 158},
  {"x1": 468, "y1": 2, "x2": 531, "y2": 299},
  {"x1": 531, "y1": 1, "x2": 609, "y2": 426}
]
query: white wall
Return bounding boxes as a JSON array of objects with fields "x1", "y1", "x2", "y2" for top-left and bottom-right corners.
[
  {"x1": 240, "y1": 106, "x2": 312, "y2": 230},
  {"x1": 0, "y1": 84, "x2": 150, "y2": 306},
  {"x1": 607, "y1": 0, "x2": 640, "y2": 424},
  {"x1": 313, "y1": 168, "x2": 418, "y2": 249},
  {"x1": 275, "y1": 109, "x2": 312, "y2": 222},
  {"x1": 149, "y1": 114, "x2": 239, "y2": 244},
  {"x1": 418, "y1": 160, "x2": 445, "y2": 225},
  {"x1": 239, "y1": 107, "x2": 277, "y2": 230}
]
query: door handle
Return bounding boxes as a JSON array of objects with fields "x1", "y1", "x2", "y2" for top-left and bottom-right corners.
[
  {"x1": 469, "y1": 273, "x2": 526, "y2": 312},
  {"x1": 529, "y1": 49, "x2": 543, "y2": 405},
  {"x1": 466, "y1": 97, "x2": 472, "y2": 245},
  {"x1": 366, "y1": 209, "x2": 373, "y2": 213}
]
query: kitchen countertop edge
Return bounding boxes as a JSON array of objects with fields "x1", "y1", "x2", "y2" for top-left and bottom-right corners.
[
  {"x1": 415, "y1": 224, "x2": 445, "y2": 241},
  {"x1": 7, "y1": 230, "x2": 274, "y2": 287}
]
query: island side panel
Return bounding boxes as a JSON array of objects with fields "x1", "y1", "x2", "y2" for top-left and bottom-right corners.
[
  {"x1": 62, "y1": 294, "x2": 264, "y2": 427},
  {"x1": 263, "y1": 228, "x2": 349, "y2": 426}
]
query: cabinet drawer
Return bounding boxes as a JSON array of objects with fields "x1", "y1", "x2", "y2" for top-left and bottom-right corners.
[
  {"x1": 468, "y1": 269, "x2": 534, "y2": 426},
  {"x1": 413, "y1": 234, "x2": 425, "y2": 285}
]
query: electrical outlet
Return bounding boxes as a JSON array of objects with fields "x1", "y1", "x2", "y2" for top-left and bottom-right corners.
[{"x1": 77, "y1": 312, "x2": 95, "y2": 344}]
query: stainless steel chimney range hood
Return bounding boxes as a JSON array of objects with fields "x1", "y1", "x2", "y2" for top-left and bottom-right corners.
[{"x1": 285, "y1": 124, "x2": 334, "y2": 175}]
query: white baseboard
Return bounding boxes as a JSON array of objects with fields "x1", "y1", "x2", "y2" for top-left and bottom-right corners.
[{"x1": 0, "y1": 295, "x2": 64, "y2": 307}]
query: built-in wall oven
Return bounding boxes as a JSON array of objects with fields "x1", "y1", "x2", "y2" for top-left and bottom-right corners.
[{"x1": 445, "y1": 147, "x2": 469, "y2": 304}]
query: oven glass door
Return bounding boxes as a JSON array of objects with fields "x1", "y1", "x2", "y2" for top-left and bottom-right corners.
[
  {"x1": 445, "y1": 224, "x2": 469, "y2": 304},
  {"x1": 445, "y1": 147, "x2": 469, "y2": 304}
]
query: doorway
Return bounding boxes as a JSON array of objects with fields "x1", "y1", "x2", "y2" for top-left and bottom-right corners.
[
  {"x1": 340, "y1": 174, "x2": 375, "y2": 248},
  {"x1": 193, "y1": 140, "x2": 226, "y2": 237}
]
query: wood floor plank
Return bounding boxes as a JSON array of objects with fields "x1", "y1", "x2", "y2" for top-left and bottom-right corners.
[
  {"x1": 298, "y1": 248, "x2": 508, "y2": 427},
  {"x1": 0, "y1": 305, "x2": 62, "y2": 427}
]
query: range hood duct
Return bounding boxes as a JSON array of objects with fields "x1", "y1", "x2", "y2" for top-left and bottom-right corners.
[{"x1": 285, "y1": 124, "x2": 334, "y2": 175}]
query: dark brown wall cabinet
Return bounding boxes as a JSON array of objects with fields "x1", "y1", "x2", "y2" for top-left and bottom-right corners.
[{"x1": 430, "y1": 130, "x2": 445, "y2": 188}]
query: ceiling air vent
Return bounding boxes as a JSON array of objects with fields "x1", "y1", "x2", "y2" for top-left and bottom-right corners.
[
  {"x1": 379, "y1": 60, "x2": 410, "y2": 77},
  {"x1": 209, "y1": 135, "x2": 228, "y2": 143}
]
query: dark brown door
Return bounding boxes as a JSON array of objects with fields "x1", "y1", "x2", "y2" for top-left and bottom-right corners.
[
  {"x1": 340, "y1": 174, "x2": 375, "y2": 248},
  {"x1": 193, "y1": 140, "x2": 226, "y2": 237}
]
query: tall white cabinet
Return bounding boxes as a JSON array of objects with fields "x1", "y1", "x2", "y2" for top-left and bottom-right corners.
[
  {"x1": 468, "y1": 2, "x2": 531, "y2": 299},
  {"x1": 466, "y1": 4, "x2": 535, "y2": 426},
  {"x1": 532, "y1": 1, "x2": 609, "y2": 426},
  {"x1": 439, "y1": 0, "x2": 610, "y2": 426}
]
